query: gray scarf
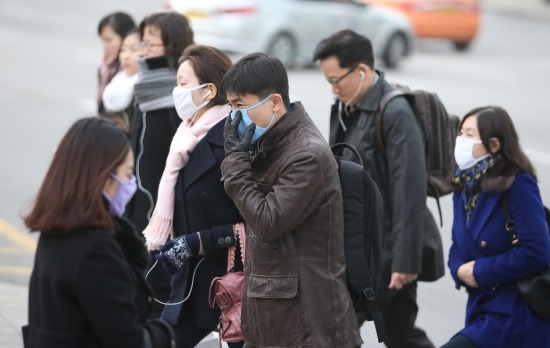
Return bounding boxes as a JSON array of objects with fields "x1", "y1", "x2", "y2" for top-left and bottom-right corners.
[{"x1": 134, "y1": 56, "x2": 176, "y2": 112}]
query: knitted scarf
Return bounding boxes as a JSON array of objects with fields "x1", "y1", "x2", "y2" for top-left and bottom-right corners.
[
  {"x1": 133, "y1": 56, "x2": 176, "y2": 112},
  {"x1": 452, "y1": 156, "x2": 497, "y2": 222},
  {"x1": 143, "y1": 105, "x2": 227, "y2": 250}
]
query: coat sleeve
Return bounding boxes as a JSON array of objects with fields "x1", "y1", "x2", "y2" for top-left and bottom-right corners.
[
  {"x1": 449, "y1": 192, "x2": 468, "y2": 289},
  {"x1": 221, "y1": 150, "x2": 327, "y2": 243},
  {"x1": 382, "y1": 99, "x2": 427, "y2": 274},
  {"x1": 199, "y1": 223, "x2": 237, "y2": 256},
  {"x1": 473, "y1": 174, "x2": 550, "y2": 288},
  {"x1": 74, "y1": 235, "x2": 167, "y2": 347}
]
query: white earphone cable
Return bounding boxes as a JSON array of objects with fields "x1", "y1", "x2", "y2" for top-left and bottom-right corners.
[{"x1": 145, "y1": 257, "x2": 206, "y2": 306}]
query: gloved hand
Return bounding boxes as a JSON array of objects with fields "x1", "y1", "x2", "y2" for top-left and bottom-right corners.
[
  {"x1": 224, "y1": 111, "x2": 256, "y2": 156},
  {"x1": 155, "y1": 234, "x2": 199, "y2": 275}
]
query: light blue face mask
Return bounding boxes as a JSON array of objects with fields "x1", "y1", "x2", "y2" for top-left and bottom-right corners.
[{"x1": 230, "y1": 94, "x2": 275, "y2": 144}]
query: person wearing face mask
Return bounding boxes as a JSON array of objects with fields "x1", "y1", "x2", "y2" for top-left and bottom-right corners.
[
  {"x1": 141, "y1": 45, "x2": 244, "y2": 348},
  {"x1": 126, "y1": 12, "x2": 195, "y2": 318},
  {"x1": 313, "y1": 30, "x2": 443, "y2": 348},
  {"x1": 219, "y1": 52, "x2": 362, "y2": 347},
  {"x1": 441, "y1": 106, "x2": 550, "y2": 348},
  {"x1": 22, "y1": 117, "x2": 175, "y2": 348}
]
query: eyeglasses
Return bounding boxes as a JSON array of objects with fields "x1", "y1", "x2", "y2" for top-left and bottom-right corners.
[
  {"x1": 326, "y1": 64, "x2": 358, "y2": 86},
  {"x1": 140, "y1": 41, "x2": 164, "y2": 50}
]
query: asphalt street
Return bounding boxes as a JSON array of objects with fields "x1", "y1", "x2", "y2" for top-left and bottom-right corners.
[{"x1": 1, "y1": 0, "x2": 549, "y2": 347}]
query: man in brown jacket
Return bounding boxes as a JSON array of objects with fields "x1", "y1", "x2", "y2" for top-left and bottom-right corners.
[{"x1": 220, "y1": 52, "x2": 362, "y2": 348}]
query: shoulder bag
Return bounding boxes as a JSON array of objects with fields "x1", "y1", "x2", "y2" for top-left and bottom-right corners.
[
  {"x1": 209, "y1": 223, "x2": 246, "y2": 343},
  {"x1": 502, "y1": 198, "x2": 550, "y2": 320}
]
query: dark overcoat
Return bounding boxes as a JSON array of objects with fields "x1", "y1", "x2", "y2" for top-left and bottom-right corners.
[
  {"x1": 329, "y1": 72, "x2": 444, "y2": 281},
  {"x1": 24, "y1": 217, "x2": 172, "y2": 347},
  {"x1": 161, "y1": 118, "x2": 243, "y2": 329}
]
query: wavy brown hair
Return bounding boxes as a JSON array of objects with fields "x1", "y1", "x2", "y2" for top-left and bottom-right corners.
[{"x1": 23, "y1": 117, "x2": 130, "y2": 234}]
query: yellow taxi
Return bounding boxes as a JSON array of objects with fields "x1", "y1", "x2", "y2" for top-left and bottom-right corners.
[{"x1": 365, "y1": 0, "x2": 481, "y2": 51}]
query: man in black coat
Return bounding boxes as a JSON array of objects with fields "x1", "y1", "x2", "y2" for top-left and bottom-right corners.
[{"x1": 314, "y1": 29, "x2": 444, "y2": 348}]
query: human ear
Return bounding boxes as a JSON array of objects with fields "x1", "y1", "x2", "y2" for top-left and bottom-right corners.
[
  {"x1": 271, "y1": 94, "x2": 284, "y2": 112},
  {"x1": 205, "y1": 84, "x2": 216, "y2": 100},
  {"x1": 489, "y1": 137, "x2": 501, "y2": 154}
]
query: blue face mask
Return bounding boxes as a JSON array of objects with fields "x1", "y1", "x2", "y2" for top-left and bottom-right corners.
[{"x1": 230, "y1": 94, "x2": 275, "y2": 144}]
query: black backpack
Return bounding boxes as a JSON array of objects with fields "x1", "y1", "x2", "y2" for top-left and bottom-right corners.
[
  {"x1": 375, "y1": 83, "x2": 460, "y2": 226},
  {"x1": 331, "y1": 143, "x2": 385, "y2": 343}
]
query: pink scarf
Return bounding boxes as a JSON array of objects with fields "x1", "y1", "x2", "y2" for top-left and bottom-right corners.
[{"x1": 143, "y1": 105, "x2": 227, "y2": 250}]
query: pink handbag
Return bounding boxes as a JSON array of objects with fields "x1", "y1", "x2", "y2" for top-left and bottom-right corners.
[{"x1": 209, "y1": 223, "x2": 246, "y2": 343}]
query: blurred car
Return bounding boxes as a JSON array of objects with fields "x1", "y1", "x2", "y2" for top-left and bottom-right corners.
[
  {"x1": 166, "y1": 0, "x2": 415, "y2": 68},
  {"x1": 364, "y1": 0, "x2": 480, "y2": 51}
]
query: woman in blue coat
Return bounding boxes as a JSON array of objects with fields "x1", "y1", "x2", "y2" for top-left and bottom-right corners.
[
  {"x1": 142, "y1": 45, "x2": 244, "y2": 348},
  {"x1": 443, "y1": 106, "x2": 550, "y2": 348}
]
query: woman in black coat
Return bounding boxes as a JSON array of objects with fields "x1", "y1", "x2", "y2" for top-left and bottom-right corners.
[
  {"x1": 126, "y1": 13, "x2": 195, "y2": 314},
  {"x1": 22, "y1": 117, "x2": 173, "y2": 348},
  {"x1": 142, "y1": 45, "x2": 243, "y2": 348}
]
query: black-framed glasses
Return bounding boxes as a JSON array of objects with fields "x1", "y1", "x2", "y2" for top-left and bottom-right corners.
[
  {"x1": 326, "y1": 64, "x2": 358, "y2": 86},
  {"x1": 140, "y1": 41, "x2": 164, "y2": 50}
]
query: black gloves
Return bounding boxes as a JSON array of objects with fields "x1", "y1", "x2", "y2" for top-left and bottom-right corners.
[
  {"x1": 224, "y1": 111, "x2": 256, "y2": 157},
  {"x1": 155, "y1": 234, "x2": 200, "y2": 275}
]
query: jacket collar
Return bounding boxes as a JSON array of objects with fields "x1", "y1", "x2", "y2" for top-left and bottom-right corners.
[
  {"x1": 256, "y1": 102, "x2": 310, "y2": 152},
  {"x1": 480, "y1": 167, "x2": 516, "y2": 193},
  {"x1": 180, "y1": 118, "x2": 225, "y2": 191},
  {"x1": 355, "y1": 70, "x2": 392, "y2": 113}
]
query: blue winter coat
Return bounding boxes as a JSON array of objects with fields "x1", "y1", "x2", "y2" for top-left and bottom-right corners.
[{"x1": 448, "y1": 172, "x2": 550, "y2": 348}]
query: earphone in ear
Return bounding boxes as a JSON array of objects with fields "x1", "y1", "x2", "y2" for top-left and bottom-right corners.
[{"x1": 360, "y1": 71, "x2": 365, "y2": 79}]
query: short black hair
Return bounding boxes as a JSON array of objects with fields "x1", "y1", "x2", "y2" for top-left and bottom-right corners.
[
  {"x1": 313, "y1": 29, "x2": 374, "y2": 69},
  {"x1": 220, "y1": 52, "x2": 290, "y2": 109}
]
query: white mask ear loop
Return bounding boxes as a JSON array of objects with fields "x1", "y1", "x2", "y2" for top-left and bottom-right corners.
[
  {"x1": 189, "y1": 89, "x2": 212, "y2": 125},
  {"x1": 145, "y1": 258, "x2": 205, "y2": 305}
]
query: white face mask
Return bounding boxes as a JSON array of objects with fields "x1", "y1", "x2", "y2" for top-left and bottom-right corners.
[
  {"x1": 454, "y1": 136, "x2": 490, "y2": 170},
  {"x1": 172, "y1": 84, "x2": 211, "y2": 121}
]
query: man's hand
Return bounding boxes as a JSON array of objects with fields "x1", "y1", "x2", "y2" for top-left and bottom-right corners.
[
  {"x1": 457, "y1": 260, "x2": 478, "y2": 288},
  {"x1": 224, "y1": 111, "x2": 256, "y2": 156},
  {"x1": 389, "y1": 272, "x2": 419, "y2": 290}
]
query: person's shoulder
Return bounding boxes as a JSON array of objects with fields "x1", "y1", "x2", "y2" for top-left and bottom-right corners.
[{"x1": 510, "y1": 172, "x2": 538, "y2": 192}]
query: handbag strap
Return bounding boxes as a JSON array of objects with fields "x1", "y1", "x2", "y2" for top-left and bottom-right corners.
[
  {"x1": 501, "y1": 196, "x2": 520, "y2": 247},
  {"x1": 227, "y1": 223, "x2": 246, "y2": 273}
]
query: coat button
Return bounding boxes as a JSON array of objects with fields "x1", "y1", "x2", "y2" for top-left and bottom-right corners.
[
  {"x1": 148, "y1": 296, "x2": 152, "y2": 304},
  {"x1": 217, "y1": 237, "x2": 225, "y2": 245},
  {"x1": 480, "y1": 241, "x2": 487, "y2": 248},
  {"x1": 225, "y1": 236, "x2": 232, "y2": 244}
]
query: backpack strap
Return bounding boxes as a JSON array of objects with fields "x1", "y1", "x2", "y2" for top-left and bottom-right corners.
[
  {"x1": 374, "y1": 89, "x2": 405, "y2": 154},
  {"x1": 375, "y1": 89, "x2": 446, "y2": 227}
]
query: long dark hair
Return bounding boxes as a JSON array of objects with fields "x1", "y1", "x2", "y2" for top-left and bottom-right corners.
[
  {"x1": 97, "y1": 12, "x2": 136, "y2": 38},
  {"x1": 23, "y1": 117, "x2": 130, "y2": 234},
  {"x1": 462, "y1": 106, "x2": 537, "y2": 180}
]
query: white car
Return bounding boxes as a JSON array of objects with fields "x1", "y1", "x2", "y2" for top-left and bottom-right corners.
[{"x1": 167, "y1": 0, "x2": 415, "y2": 68}]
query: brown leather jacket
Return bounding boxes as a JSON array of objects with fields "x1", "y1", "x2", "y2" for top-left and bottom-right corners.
[{"x1": 221, "y1": 102, "x2": 362, "y2": 348}]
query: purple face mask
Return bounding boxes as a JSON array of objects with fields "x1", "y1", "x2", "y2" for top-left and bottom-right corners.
[{"x1": 103, "y1": 174, "x2": 137, "y2": 216}]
